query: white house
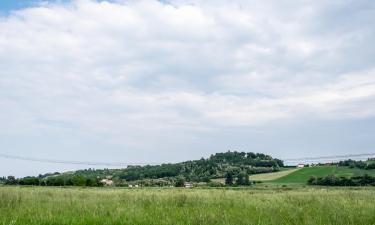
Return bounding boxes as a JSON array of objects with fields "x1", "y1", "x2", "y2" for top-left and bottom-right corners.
[
  {"x1": 100, "y1": 179, "x2": 114, "y2": 186},
  {"x1": 297, "y1": 164, "x2": 305, "y2": 168},
  {"x1": 184, "y1": 182, "x2": 193, "y2": 188}
]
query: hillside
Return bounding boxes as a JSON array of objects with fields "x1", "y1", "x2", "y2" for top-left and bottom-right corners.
[
  {"x1": 5, "y1": 153, "x2": 375, "y2": 187},
  {"x1": 75, "y1": 151, "x2": 283, "y2": 181},
  {"x1": 260, "y1": 166, "x2": 375, "y2": 184},
  {"x1": 249, "y1": 168, "x2": 299, "y2": 181},
  {"x1": 5, "y1": 151, "x2": 283, "y2": 187}
]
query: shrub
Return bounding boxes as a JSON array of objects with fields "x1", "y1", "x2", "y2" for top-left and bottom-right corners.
[{"x1": 175, "y1": 176, "x2": 185, "y2": 187}]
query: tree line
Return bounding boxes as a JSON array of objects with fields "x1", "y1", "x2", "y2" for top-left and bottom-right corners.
[
  {"x1": 1, "y1": 151, "x2": 282, "y2": 187},
  {"x1": 224, "y1": 171, "x2": 251, "y2": 186},
  {"x1": 308, "y1": 174, "x2": 375, "y2": 186},
  {"x1": 2, "y1": 175, "x2": 103, "y2": 187},
  {"x1": 338, "y1": 159, "x2": 375, "y2": 170},
  {"x1": 57, "y1": 151, "x2": 283, "y2": 183}
]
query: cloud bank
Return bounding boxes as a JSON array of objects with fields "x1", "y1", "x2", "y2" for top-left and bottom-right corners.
[{"x1": 1, "y1": 0, "x2": 375, "y2": 175}]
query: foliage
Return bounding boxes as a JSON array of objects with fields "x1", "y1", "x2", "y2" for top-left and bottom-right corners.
[
  {"x1": 5, "y1": 176, "x2": 17, "y2": 185},
  {"x1": 5, "y1": 176, "x2": 103, "y2": 187},
  {"x1": 235, "y1": 172, "x2": 250, "y2": 186},
  {"x1": 77, "y1": 151, "x2": 282, "y2": 183},
  {"x1": 338, "y1": 159, "x2": 375, "y2": 170},
  {"x1": 175, "y1": 176, "x2": 186, "y2": 187},
  {"x1": 18, "y1": 177, "x2": 40, "y2": 186},
  {"x1": 308, "y1": 174, "x2": 375, "y2": 186},
  {"x1": 6, "y1": 151, "x2": 283, "y2": 187},
  {"x1": 225, "y1": 172, "x2": 233, "y2": 185},
  {"x1": 70, "y1": 175, "x2": 87, "y2": 186}
]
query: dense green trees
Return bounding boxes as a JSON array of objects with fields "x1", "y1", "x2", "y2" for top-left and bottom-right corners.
[
  {"x1": 235, "y1": 172, "x2": 250, "y2": 186},
  {"x1": 4, "y1": 151, "x2": 281, "y2": 187},
  {"x1": 65, "y1": 151, "x2": 281, "y2": 184},
  {"x1": 114, "y1": 151, "x2": 281, "y2": 182},
  {"x1": 119, "y1": 164, "x2": 183, "y2": 181},
  {"x1": 4, "y1": 175, "x2": 103, "y2": 187},
  {"x1": 70, "y1": 175, "x2": 87, "y2": 186},
  {"x1": 225, "y1": 171, "x2": 251, "y2": 186},
  {"x1": 235, "y1": 173, "x2": 245, "y2": 186},
  {"x1": 175, "y1": 176, "x2": 186, "y2": 187},
  {"x1": 308, "y1": 174, "x2": 375, "y2": 186},
  {"x1": 225, "y1": 172, "x2": 233, "y2": 185},
  {"x1": 5, "y1": 176, "x2": 17, "y2": 185},
  {"x1": 338, "y1": 159, "x2": 375, "y2": 170},
  {"x1": 209, "y1": 151, "x2": 283, "y2": 167},
  {"x1": 18, "y1": 177, "x2": 40, "y2": 185}
]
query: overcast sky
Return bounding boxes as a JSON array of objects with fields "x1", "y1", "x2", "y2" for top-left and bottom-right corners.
[{"x1": 1, "y1": 0, "x2": 375, "y2": 177}]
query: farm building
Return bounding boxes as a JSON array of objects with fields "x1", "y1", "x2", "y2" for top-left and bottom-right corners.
[
  {"x1": 297, "y1": 164, "x2": 305, "y2": 168},
  {"x1": 100, "y1": 179, "x2": 114, "y2": 186},
  {"x1": 184, "y1": 182, "x2": 193, "y2": 188}
]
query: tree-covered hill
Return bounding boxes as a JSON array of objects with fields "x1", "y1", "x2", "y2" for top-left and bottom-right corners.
[
  {"x1": 3, "y1": 151, "x2": 283, "y2": 186},
  {"x1": 73, "y1": 151, "x2": 283, "y2": 182}
]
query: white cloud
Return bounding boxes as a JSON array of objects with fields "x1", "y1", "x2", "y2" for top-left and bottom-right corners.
[{"x1": 0, "y1": 0, "x2": 375, "y2": 173}]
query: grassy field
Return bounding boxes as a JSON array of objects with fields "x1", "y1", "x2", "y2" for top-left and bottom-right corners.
[
  {"x1": 249, "y1": 168, "x2": 299, "y2": 181},
  {"x1": 1, "y1": 186, "x2": 375, "y2": 225},
  {"x1": 271, "y1": 166, "x2": 375, "y2": 184}
]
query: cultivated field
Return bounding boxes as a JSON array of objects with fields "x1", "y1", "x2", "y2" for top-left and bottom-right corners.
[
  {"x1": 1, "y1": 186, "x2": 375, "y2": 225},
  {"x1": 249, "y1": 168, "x2": 299, "y2": 181}
]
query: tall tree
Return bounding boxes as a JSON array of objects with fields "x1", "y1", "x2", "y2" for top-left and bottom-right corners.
[
  {"x1": 225, "y1": 172, "x2": 233, "y2": 185},
  {"x1": 175, "y1": 176, "x2": 186, "y2": 187},
  {"x1": 236, "y1": 173, "x2": 245, "y2": 185},
  {"x1": 5, "y1": 176, "x2": 17, "y2": 185}
]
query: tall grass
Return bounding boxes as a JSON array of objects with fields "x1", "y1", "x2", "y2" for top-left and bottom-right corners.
[{"x1": 0, "y1": 186, "x2": 374, "y2": 225}]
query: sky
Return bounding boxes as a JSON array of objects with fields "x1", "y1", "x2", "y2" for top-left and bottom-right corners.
[{"x1": 1, "y1": 0, "x2": 375, "y2": 177}]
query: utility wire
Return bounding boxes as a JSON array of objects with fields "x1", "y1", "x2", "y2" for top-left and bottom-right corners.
[
  {"x1": 0, "y1": 153, "x2": 159, "y2": 167},
  {"x1": 0, "y1": 152, "x2": 374, "y2": 166},
  {"x1": 283, "y1": 153, "x2": 375, "y2": 162}
]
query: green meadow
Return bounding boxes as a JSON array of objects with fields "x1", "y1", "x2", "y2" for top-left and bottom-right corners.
[
  {"x1": 1, "y1": 186, "x2": 375, "y2": 225},
  {"x1": 271, "y1": 166, "x2": 375, "y2": 184}
]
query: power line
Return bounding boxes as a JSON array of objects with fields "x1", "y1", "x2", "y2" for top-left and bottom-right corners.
[
  {"x1": 1, "y1": 152, "x2": 374, "y2": 167},
  {"x1": 0, "y1": 153, "x2": 159, "y2": 167},
  {"x1": 283, "y1": 153, "x2": 375, "y2": 162}
]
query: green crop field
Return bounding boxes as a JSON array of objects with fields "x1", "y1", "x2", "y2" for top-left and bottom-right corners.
[
  {"x1": 271, "y1": 166, "x2": 375, "y2": 184},
  {"x1": 1, "y1": 186, "x2": 375, "y2": 225}
]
